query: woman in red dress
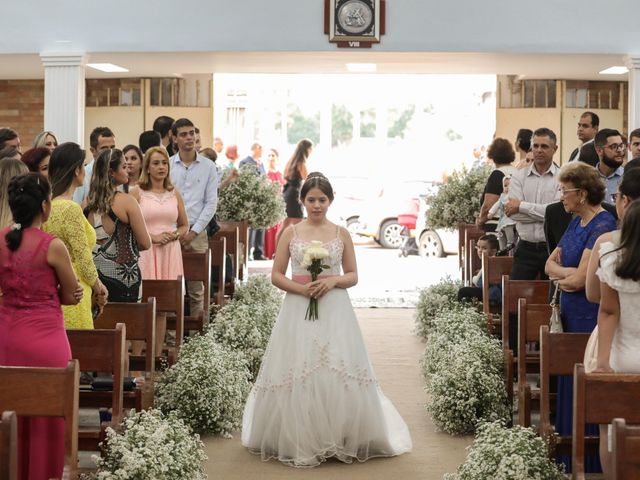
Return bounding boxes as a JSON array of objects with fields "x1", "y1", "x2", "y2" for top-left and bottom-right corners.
[
  {"x1": 264, "y1": 148, "x2": 285, "y2": 259},
  {"x1": 0, "y1": 173, "x2": 81, "y2": 479}
]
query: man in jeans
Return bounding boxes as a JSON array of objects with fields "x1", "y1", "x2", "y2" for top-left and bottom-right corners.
[{"x1": 169, "y1": 118, "x2": 219, "y2": 317}]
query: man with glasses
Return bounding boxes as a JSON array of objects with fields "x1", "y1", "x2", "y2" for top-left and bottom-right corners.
[
  {"x1": 594, "y1": 128, "x2": 625, "y2": 203},
  {"x1": 568, "y1": 112, "x2": 599, "y2": 164}
]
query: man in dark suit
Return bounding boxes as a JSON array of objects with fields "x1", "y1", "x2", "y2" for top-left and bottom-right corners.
[
  {"x1": 568, "y1": 112, "x2": 599, "y2": 163},
  {"x1": 239, "y1": 142, "x2": 267, "y2": 260}
]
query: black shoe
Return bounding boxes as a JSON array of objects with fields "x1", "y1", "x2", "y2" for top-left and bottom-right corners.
[{"x1": 253, "y1": 255, "x2": 268, "y2": 261}]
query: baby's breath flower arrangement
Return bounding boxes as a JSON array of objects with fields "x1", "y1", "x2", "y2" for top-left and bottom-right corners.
[
  {"x1": 155, "y1": 334, "x2": 251, "y2": 436},
  {"x1": 414, "y1": 276, "x2": 463, "y2": 339},
  {"x1": 209, "y1": 300, "x2": 280, "y2": 379},
  {"x1": 88, "y1": 409, "x2": 207, "y2": 479},
  {"x1": 232, "y1": 274, "x2": 283, "y2": 307},
  {"x1": 426, "y1": 165, "x2": 490, "y2": 230},
  {"x1": 217, "y1": 165, "x2": 286, "y2": 229},
  {"x1": 444, "y1": 421, "x2": 566, "y2": 479}
]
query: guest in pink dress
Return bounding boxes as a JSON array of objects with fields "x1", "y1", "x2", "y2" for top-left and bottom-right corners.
[
  {"x1": 0, "y1": 173, "x2": 82, "y2": 480},
  {"x1": 129, "y1": 146, "x2": 188, "y2": 354},
  {"x1": 264, "y1": 148, "x2": 285, "y2": 259}
]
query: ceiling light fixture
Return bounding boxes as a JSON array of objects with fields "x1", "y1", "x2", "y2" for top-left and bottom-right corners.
[
  {"x1": 87, "y1": 63, "x2": 129, "y2": 73},
  {"x1": 346, "y1": 63, "x2": 377, "y2": 73},
  {"x1": 599, "y1": 66, "x2": 628, "y2": 75}
]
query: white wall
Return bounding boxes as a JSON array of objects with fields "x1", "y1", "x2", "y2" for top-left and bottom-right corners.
[{"x1": 5, "y1": 1, "x2": 640, "y2": 55}]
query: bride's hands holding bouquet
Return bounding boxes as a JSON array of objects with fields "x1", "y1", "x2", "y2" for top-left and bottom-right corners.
[{"x1": 308, "y1": 277, "x2": 337, "y2": 299}]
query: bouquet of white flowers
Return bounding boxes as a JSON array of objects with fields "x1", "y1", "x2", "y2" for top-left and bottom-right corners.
[
  {"x1": 301, "y1": 240, "x2": 330, "y2": 320},
  {"x1": 217, "y1": 165, "x2": 286, "y2": 229},
  {"x1": 444, "y1": 421, "x2": 565, "y2": 479},
  {"x1": 88, "y1": 409, "x2": 207, "y2": 479},
  {"x1": 155, "y1": 333, "x2": 251, "y2": 436}
]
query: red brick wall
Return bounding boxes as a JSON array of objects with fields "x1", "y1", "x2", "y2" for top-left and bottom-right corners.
[{"x1": 0, "y1": 80, "x2": 44, "y2": 148}]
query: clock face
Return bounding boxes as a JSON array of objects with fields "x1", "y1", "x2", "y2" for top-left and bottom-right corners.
[{"x1": 337, "y1": 0, "x2": 374, "y2": 36}]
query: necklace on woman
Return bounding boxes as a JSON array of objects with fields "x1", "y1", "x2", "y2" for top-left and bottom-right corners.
[{"x1": 580, "y1": 206, "x2": 601, "y2": 227}]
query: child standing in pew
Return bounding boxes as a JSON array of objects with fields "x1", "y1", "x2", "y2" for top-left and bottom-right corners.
[
  {"x1": 487, "y1": 175, "x2": 517, "y2": 253},
  {"x1": 457, "y1": 234, "x2": 501, "y2": 304},
  {"x1": 0, "y1": 173, "x2": 83, "y2": 480}
]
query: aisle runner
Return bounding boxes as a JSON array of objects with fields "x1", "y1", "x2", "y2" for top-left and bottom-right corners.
[{"x1": 201, "y1": 309, "x2": 471, "y2": 479}]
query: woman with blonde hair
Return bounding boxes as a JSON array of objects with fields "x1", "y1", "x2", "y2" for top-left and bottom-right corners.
[
  {"x1": 33, "y1": 130, "x2": 58, "y2": 153},
  {"x1": 130, "y1": 146, "x2": 188, "y2": 353},
  {"x1": 85, "y1": 148, "x2": 151, "y2": 303},
  {"x1": 0, "y1": 158, "x2": 29, "y2": 229}
]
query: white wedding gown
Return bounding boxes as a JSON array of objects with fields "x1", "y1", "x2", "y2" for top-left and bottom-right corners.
[{"x1": 241, "y1": 228, "x2": 412, "y2": 467}]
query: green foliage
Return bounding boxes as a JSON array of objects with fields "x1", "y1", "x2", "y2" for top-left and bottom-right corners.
[
  {"x1": 360, "y1": 108, "x2": 376, "y2": 138},
  {"x1": 388, "y1": 105, "x2": 415, "y2": 139},
  {"x1": 445, "y1": 421, "x2": 566, "y2": 479},
  {"x1": 287, "y1": 104, "x2": 320, "y2": 144},
  {"x1": 414, "y1": 276, "x2": 463, "y2": 339},
  {"x1": 426, "y1": 166, "x2": 491, "y2": 230},
  {"x1": 331, "y1": 104, "x2": 353, "y2": 147}
]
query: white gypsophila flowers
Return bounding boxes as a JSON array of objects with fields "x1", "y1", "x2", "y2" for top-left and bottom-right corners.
[
  {"x1": 414, "y1": 276, "x2": 463, "y2": 339},
  {"x1": 444, "y1": 421, "x2": 566, "y2": 479},
  {"x1": 88, "y1": 409, "x2": 207, "y2": 480},
  {"x1": 217, "y1": 166, "x2": 286, "y2": 229},
  {"x1": 154, "y1": 334, "x2": 252, "y2": 437},
  {"x1": 208, "y1": 300, "x2": 280, "y2": 379},
  {"x1": 232, "y1": 274, "x2": 283, "y2": 307},
  {"x1": 426, "y1": 165, "x2": 490, "y2": 230}
]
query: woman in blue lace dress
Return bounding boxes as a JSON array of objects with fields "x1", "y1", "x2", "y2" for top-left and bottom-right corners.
[{"x1": 545, "y1": 162, "x2": 616, "y2": 473}]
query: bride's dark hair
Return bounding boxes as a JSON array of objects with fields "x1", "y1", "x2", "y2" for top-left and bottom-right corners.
[{"x1": 300, "y1": 172, "x2": 334, "y2": 202}]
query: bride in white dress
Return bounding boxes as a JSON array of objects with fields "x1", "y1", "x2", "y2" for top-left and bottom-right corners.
[{"x1": 242, "y1": 173, "x2": 412, "y2": 468}]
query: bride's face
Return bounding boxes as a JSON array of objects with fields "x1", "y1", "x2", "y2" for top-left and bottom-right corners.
[{"x1": 303, "y1": 187, "x2": 330, "y2": 219}]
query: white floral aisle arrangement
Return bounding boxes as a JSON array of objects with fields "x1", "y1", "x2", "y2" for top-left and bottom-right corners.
[
  {"x1": 414, "y1": 276, "x2": 463, "y2": 339},
  {"x1": 426, "y1": 165, "x2": 490, "y2": 230},
  {"x1": 87, "y1": 409, "x2": 207, "y2": 479},
  {"x1": 232, "y1": 274, "x2": 283, "y2": 307},
  {"x1": 444, "y1": 421, "x2": 565, "y2": 479},
  {"x1": 155, "y1": 333, "x2": 251, "y2": 436},
  {"x1": 209, "y1": 300, "x2": 279, "y2": 379},
  {"x1": 217, "y1": 165, "x2": 286, "y2": 229}
]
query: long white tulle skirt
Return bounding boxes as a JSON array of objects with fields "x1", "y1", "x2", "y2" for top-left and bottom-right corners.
[{"x1": 241, "y1": 289, "x2": 412, "y2": 467}]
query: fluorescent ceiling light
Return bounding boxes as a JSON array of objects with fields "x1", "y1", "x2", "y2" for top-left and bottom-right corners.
[
  {"x1": 87, "y1": 63, "x2": 129, "y2": 73},
  {"x1": 599, "y1": 66, "x2": 628, "y2": 75},
  {"x1": 346, "y1": 63, "x2": 377, "y2": 73}
]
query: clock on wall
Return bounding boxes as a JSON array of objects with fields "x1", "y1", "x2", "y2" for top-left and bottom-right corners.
[{"x1": 326, "y1": 0, "x2": 383, "y2": 47}]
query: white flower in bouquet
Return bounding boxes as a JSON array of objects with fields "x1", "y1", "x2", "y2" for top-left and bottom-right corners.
[
  {"x1": 155, "y1": 334, "x2": 251, "y2": 436},
  {"x1": 302, "y1": 241, "x2": 330, "y2": 320},
  {"x1": 89, "y1": 409, "x2": 207, "y2": 479},
  {"x1": 217, "y1": 166, "x2": 286, "y2": 229}
]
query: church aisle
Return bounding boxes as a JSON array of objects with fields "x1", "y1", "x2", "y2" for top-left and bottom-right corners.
[{"x1": 202, "y1": 308, "x2": 471, "y2": 479}]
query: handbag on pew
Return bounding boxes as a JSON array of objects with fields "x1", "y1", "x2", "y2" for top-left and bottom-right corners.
[
  {"x1": 549, "y1": 280, "x2": 563, "y2": 333},
  {"x1": 583, "y1": 325, "x2": 598, "y2": 373}
]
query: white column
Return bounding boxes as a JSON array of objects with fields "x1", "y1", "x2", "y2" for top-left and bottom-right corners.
[
  {"x1": 40, "y1": 52, "x2": 87, "y2": 145},
  {"x1": 626, "y1": 55, "x2": 640, "y2": 132}
]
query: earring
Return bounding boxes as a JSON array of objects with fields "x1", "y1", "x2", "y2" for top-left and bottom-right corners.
[{"x1": 580, "y1": 198, "x2": 585, "y2": 205}]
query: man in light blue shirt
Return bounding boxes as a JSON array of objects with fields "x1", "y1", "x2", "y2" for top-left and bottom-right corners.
[
  {"x1": 72, "y1": 126, "x2": 116, "y2": 204},
  {"x1": 594, "y1": 128, "x2": 625, "y2": 203},
  {"x1": 169, "y1": 118, "x2": 219, "y2": 317}
]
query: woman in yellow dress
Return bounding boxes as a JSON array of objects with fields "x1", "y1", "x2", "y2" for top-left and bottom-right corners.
[{"x1": 43, "y1": 142, "x2": 108, "y2": 328}]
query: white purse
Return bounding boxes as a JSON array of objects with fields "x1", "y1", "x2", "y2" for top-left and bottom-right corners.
[{"x1": 549, "y1": 281, "x2": 563, "y2": 333}]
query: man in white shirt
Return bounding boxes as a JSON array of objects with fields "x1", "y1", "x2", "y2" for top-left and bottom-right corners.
[
  {"x1": 568, "y1": 112, "x2": 599, "y2": 164},
  {"x1": 169, "y1": 118, "x2": 219, "y2": 317},
  {"x1": 72, "y1": 126, "x2": 115, "y2": 205},
  {"x1": 505, "y1": 127, "x2": 562, "y2": 280}
]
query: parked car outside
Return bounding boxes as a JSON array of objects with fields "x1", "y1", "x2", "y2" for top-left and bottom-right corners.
[{"x1": 414, "y1": 194, "x2": 458, "y2": 257}]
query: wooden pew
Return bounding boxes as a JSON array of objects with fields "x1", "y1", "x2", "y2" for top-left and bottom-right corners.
[
  {"x1": 0, "y1": 411, "x2": 17, "y2": 480},
  {"x1": 209, "y1": 237, "x2": 228, "y2": 305},
  {"x1": 539, "y1": 326, "x2": 591, "y2": 459},
  {"x1": 219, "y1": 220, "x2": 249, "y2": 281},
  {"x1": 501, "y1": 275, "x2": 550, "y2": 355},
  {"x1": 182, "y1": 250, "x2": 211, "y2": 332},
  {"x1": 141, "y1": 277, "x2": 184, "y2": 362},
  {"x1": 481, "y1": 254, "x2": 513, "y2": 331},
  {"x1": 0, "y1": 360, "x2": 79, "y2": 479},
  {"x1": 95, "y1": 299, "x2": 156, "y2": 411},
  {"x1": 516, "y1": 299, "x2": 552, "y2": 427},
  {"x1": 612, "y1": 418, "x2": 640, "y2": 480},
  {"x1": 458, "y1": 223, "x2": 481, "y2": 283},
  {"x1": 66, "y1": 324, "x2": 126, "y2": 452},
  {"x1": 466, "y1": 239, "x2": 481, "y2": 289},
  {"x1": 212, "y1": 227, "x2": 239, "y2": 296},
  {"x1": 573, "y1": 364, "x2": 640, "y2": 479}
]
